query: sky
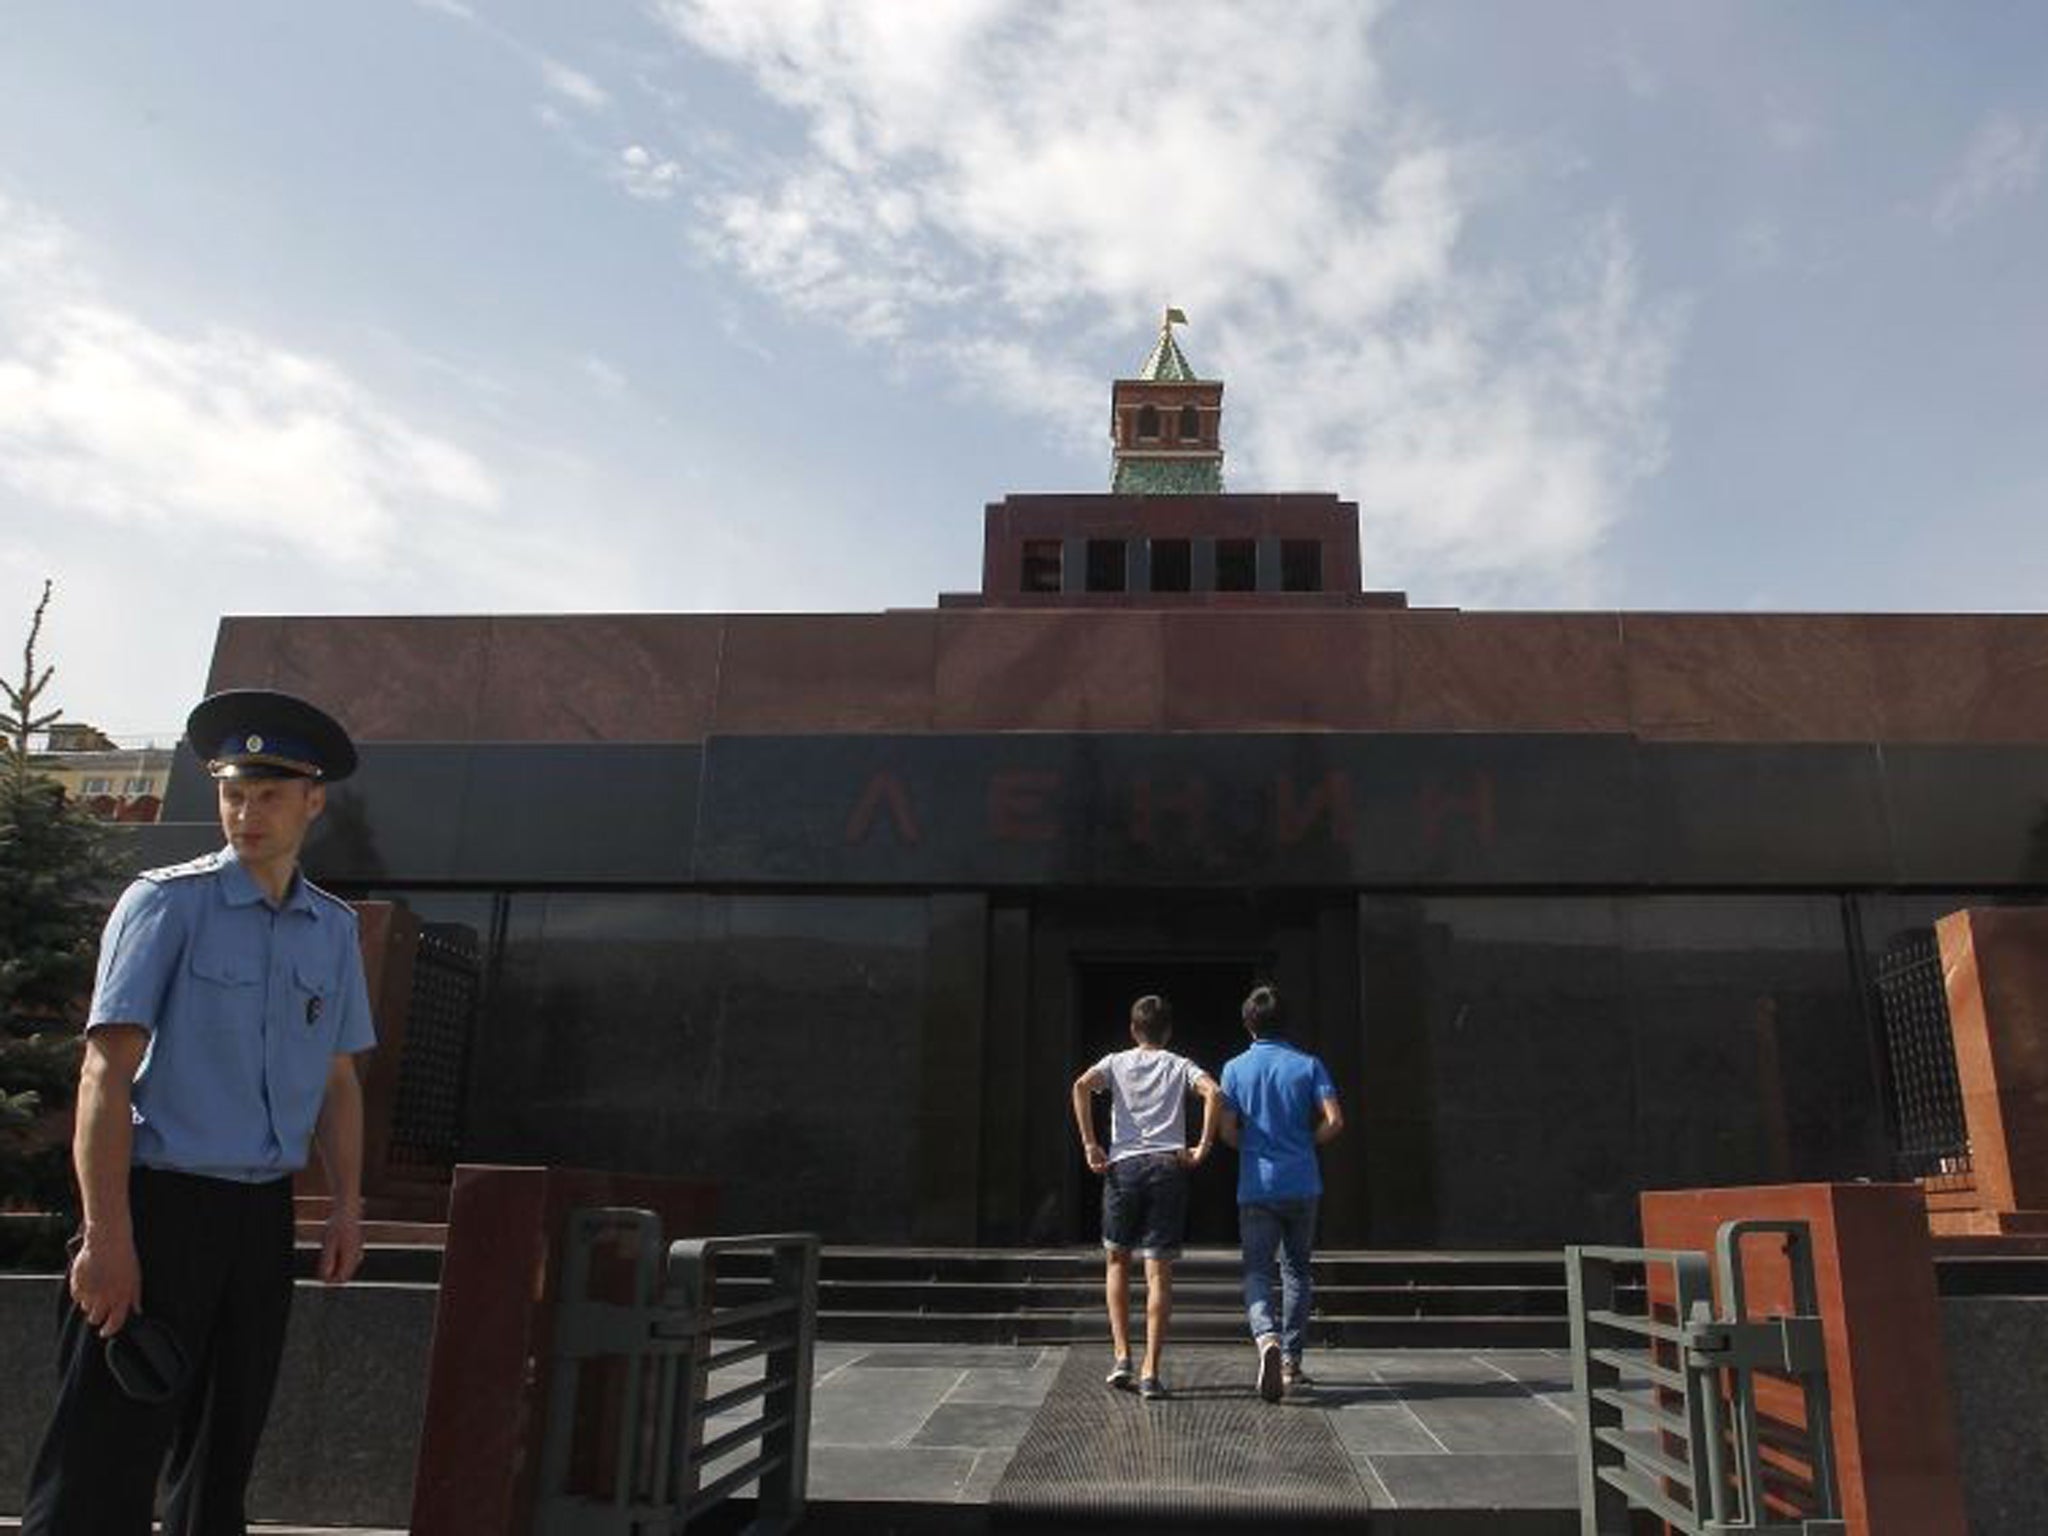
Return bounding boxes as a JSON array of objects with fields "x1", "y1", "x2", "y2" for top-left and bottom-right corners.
[{"x1": 1, "y1": 1, "x2": 2044, "y2": 742}]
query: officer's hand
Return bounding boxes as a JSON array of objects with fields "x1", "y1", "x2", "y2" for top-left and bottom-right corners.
[
  {"x1": 72, "y1": 1231, "x2": 143, "y2": 1338},
  {"x1": 319, "y1": 1203, "x2": 364, "y2": 1285},
  {"x1": 1084, "y1": 1144, "x2": 1108, "y2": 1174}
]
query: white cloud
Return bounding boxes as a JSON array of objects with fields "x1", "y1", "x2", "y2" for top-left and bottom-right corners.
[
  {"x1": 0, "y1": 192, "x2": 500, "y2": 568},
  {"x1": 1932, "y1": 111, "x2": 2048, "y2": 236},
  {"x1": 541, "y1": 59, "x2": 610, "y2": 112},
  {"x1": 616, "y1": 143, "x2": 686, "y2": 201},
  {"x1": 649, "y1": 0, "x2": 1683, "y2": 596},
  {"x1": 577, "y1": 354, "x2": 629, "y2": 396}
]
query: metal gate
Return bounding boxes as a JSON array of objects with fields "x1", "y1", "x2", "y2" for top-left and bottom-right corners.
[
  {"x1": 1567, "y1": 1219, "x2": 1843, "y2": 1534},
  {"x1": 1872, "y1": 931, "x2": 1971, "y2": 1188},
  {"x1": 386, "y1": 922, "x2": 482, "y2": 1177},
  {"x1": 536, "y1": 1208, "x2": 819, "y2": 1535}
]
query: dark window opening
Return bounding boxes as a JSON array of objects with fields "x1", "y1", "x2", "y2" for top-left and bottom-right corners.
[
  {"x1": 1178, "y1": 404, "x2": 1200, "y2": 443},
  {"x1": 1150, "y1": 539, "x2": 1192, "y2": 592},
  {"x1": 1021, "y1": 540, "x2": 1063, "y2": 594},
  {"x1": 1281, "y1": 540, "x2": 1323, "y2": 592},
  {"x1": 1216, "y1": 539, "x2": 1256, "y2": 591},
  {"x1": 1136, "y1": 404, "x2": 1160, "y2": 441},
  {"x1": 1086, "y1": 539, "x2": 1128, "y2": 592}
]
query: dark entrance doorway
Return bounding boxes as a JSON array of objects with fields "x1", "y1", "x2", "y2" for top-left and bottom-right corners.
[{"x1": 1072, "y1": 956, "x2": 1263, "y2": 1246}]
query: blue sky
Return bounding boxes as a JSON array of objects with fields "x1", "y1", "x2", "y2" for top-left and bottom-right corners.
[{"x1": 1, "y1": 1, "x2": 2044, "y2": 739}]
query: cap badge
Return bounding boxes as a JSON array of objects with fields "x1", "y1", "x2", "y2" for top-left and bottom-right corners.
[{"x1": 246, "y1": 734, "x2": 264, "y2": 752}]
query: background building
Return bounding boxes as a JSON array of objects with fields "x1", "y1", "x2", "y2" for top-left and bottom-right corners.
[{"x1": 33, "y1": 727, "x2": 171, "y2": 823}]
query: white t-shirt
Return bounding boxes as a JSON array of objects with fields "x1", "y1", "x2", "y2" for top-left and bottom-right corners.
[{"x1": 1090, "y1": 1046, "x2": 1211, "y2": 1161}]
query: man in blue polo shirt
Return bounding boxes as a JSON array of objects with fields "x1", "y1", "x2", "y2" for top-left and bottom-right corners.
[
  {"x1": 1218, "y1": 983, "x2": 1343, "y2": 1403},
  {"x1": 24, "y1": 689, "x2": 377, "y2": 1536}
]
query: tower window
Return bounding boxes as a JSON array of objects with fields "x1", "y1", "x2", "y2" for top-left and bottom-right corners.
[
  {"x1": 1022, "y1": 539, "x2": 1063, "y2": 593},
  {"x1": 1086, "y1": 539, "x2": 1128, "y2": 592},
  {"x1": 1136, "y1": 404, "x2": 1160, "y2": 441},
  {"x1": 1178, "y1": 404, "x2": 1200, "y2": 443},
  {"x1": 1150, "y1": 539, "x2": 1192, "y2": 592},
  {"x1": 1281, "y1": 540, "x2": 1323, "y2": 592},
  {"x1": 1216, "y1": 539, "x2": 1256, "y2": 591}
]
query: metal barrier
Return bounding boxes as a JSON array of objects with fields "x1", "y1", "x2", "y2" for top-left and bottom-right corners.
[
  {"x1": 535, "y1": 1208, "x2": 820, "y2": 1535},
  {"x1": 1567, "y1": 1219, "x2": 1844, "y2": 1535}
]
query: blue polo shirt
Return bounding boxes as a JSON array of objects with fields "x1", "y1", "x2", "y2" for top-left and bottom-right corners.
[
  {"x1": 1220, "y1": 1038, "x2": 1338, "y2": 1204},
  {"x1": 87, "y1": 848, "x2": 377, "y2": 1182}
]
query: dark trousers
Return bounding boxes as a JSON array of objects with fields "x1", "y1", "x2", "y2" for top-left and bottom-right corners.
[{"x1": 22, "y1": 1167, "x2": 296, "y2": 1536}]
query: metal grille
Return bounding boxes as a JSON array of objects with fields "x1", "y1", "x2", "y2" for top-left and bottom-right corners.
[
  {"x1": 991, "y1": 1347, "x2": 1368, "y2": 1521},
  {"x1": 387, "y1": 923, "x2": 481, "y2": 1172},
  {"x1": 1872, "y1": 932, "x2": 1970, "y2": 1185}
]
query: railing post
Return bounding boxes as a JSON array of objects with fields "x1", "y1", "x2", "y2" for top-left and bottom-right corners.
[
  {"x1": 1567, "y1": 1247, "x2": 1631, "y2": 1534},
  {"x1": 754, "y1": 1237, "x2": 819, "y2": 1531},
  {"x1": 672, "y1": 1242, "x2": 713, "y2": 1524}
]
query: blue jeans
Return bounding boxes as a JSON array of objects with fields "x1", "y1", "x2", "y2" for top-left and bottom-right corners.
[{"x1": 1240, "y1": 1198, "x2": 1317, "y2": 1359}]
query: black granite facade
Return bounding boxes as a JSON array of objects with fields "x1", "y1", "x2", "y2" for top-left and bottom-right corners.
[
  {"x1": 141, "y1": 729, "x2": 2047, "y2": 1247},
  {"x1": 157, "y1": 733, "x2": 2048, "y2": 891}
]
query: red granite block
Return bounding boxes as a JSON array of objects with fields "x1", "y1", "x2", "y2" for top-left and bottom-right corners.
[
  {"x1": 1160, "y1": 611, "x2": 1396, "y2": 730},
  {"x1": 271, "y1": 617, "x2": 491, "y2": 741},
  {"x1": 1863, "y1": 616, "x2": 2048, "y2": 742},
  {"x1": 714, "y1": 613, "x2": 938, "y2": 733},
  {"x1": 473, "y1": 615, "x2": 724, "y2": 742},
  {"x1": 1391, "y1": 612, "x2": 1628, "y2": 732},
  {"x1": 1621, "y1": 614, "x2": 1880, "y2": 741},
  {"x1": 934, "y1": 611, "x2": 1165, "y2": 730},
  {"x1": 1639, "y1": 1183, "x2": 1967, "y2": 1536},
  {"x1": 408, "y1": 1165, "x2": 718, "y2": 1536},
  {"x1": 204, "y1": 617, "x2": 284, "y2": 693},
  {"x1": 1937, "y1": 909, "x2": 2048, "y2": 1217}
]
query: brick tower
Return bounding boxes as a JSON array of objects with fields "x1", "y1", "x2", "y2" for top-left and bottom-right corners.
[{"x1": 1110, "y1": 307, "x2": 1224, "y2": 494}]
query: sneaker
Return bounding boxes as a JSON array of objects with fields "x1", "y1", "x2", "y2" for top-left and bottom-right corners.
[
  {"x1": 1139, "y1": 1375, "x2": 1168, "y2": 1401},
  {"x1": 1256, "y1": 1337, "x2": 1284, "y2": 1403},
  {"x1": 1282, "y1": 1360, "x2": 1314, "y2": 1393},
  {"x1": 1105, "y1": 1357, "x2": 1135, "y2": 1390}
]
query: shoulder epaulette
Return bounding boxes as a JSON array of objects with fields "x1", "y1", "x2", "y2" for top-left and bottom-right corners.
[
  {"x1": 138, "y1": 850, "x2": 227, "y2": 884},
  {"x1": 301, "y1": 877, "x2": 356, "y2": 918}
]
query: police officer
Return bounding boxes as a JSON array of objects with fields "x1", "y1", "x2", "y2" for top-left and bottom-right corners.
[{"x1": 23, "y1": 690, "x2": 377, "y2": 1535}]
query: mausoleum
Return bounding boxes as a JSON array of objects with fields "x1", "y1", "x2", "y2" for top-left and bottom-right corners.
[{"x1": 138, "y1": 315, "x2": 2048, "y2": 1252}]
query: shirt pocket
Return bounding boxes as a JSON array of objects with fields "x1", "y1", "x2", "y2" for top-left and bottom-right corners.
[{"x1": 188, "y1": 945, "x2": 260, "y2": 1008}]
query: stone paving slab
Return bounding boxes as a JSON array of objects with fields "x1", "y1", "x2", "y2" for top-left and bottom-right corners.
[{"x1": 801, "y1": 1342, "x2": 1587, "y2": 1514}]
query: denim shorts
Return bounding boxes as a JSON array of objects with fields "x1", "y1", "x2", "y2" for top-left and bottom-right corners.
[{"x1": 1101, "y1": 1152, "x2": 1190, "y2": 1261}]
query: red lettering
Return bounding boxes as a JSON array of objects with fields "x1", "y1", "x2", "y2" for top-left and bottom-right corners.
[
  {"x1": 845, "y1": 772, "x2": 920, "y2": 846},
  {"x1": 988, "y1": 770, "x2": 1060, "y2": 843},
  {"x1": 1275, "y1": 771, "x2": 1356, "y2": 847},
  {"x1": 1419, "y1": 771, "x2": 1495, "y2": 848}
]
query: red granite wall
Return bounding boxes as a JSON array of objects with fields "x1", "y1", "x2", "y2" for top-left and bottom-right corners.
[{"x1": 204, "y1": 609, "x2": 2048, "y2": 746}]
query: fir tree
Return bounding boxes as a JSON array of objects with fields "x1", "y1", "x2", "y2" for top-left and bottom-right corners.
[{"x1": 0, "y1": 582, "x2": 121, "y2": 1218}]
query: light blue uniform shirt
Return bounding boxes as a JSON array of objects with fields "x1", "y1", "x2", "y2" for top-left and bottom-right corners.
[
  {"x1": 1220, "y1": 1038, "x2": 1338, "y2": 1204},
  {"x1": 87, "y1": 847, "x2": 377, "y2": 1182}
]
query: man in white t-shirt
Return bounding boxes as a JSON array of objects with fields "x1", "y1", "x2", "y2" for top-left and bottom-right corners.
[{"x1": 1070, "y1": 994, "x2": 1221, "y2": 1401}]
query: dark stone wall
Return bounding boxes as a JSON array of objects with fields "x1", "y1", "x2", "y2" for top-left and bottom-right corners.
[
  {"x1": 1360, "y1": 894, "x2": 1899, "y2": 1246},
  {"x1": 1942, "y1": 1296, "x2": 2048, "y2": 1535},
  {"x1": 447, "y1": 892, "x2": 963, "y2": 1244},
  {"x1": 151, "y1": 732, "x2": 2048, "y2": 893},
  {"x1": 1, "y1": 1277, "x2": 431, "y2": 1528}
]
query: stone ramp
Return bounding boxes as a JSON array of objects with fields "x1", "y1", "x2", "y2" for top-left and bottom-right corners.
[{"x1": 989, "y1": 1345, "x2": 1368, "y2": 1525}]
